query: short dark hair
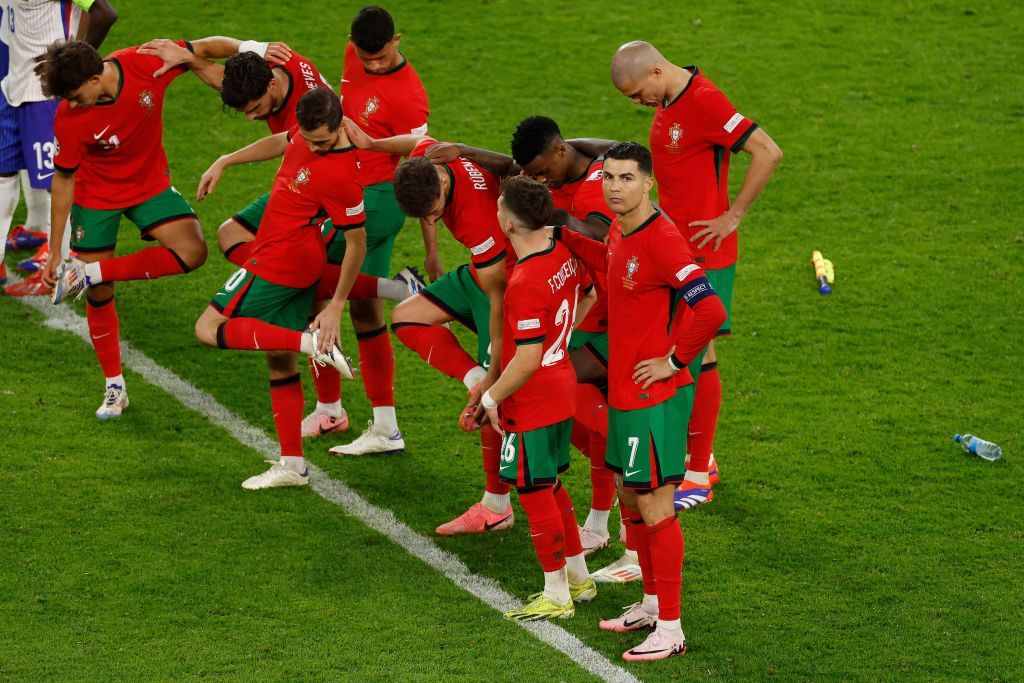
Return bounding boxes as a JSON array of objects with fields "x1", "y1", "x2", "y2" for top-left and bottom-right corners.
[
  {"x1": 510, "y1": 116, "x2": 562, "y2": 167},
  {"x1": 393, "y1": 157, "x2": 441, "y2": 217},
  {"x1": 34, "y1": 40, "x2": 103, "y2": 99},
  {"x1": 351, "y1": 6, "x2": 395, "y2": 53},
  {"x1": 605, "y1": 141, "x2": 653, "y2": 176},
  {"x1": 500, "y1": 175, "x2": 553, "y2": 230},
  {"x1": 221, "y1": 52, "x2": 273, "y2": 111},
  {"x1": 296, "y1": 88, "x2": 342, "y2": 131}
]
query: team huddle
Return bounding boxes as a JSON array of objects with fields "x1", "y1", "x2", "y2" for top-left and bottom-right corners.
[{"x1": 16, "y1": 3, "x2": 782, "y2": 664}]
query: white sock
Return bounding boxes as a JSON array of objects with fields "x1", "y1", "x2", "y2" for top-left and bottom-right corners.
[
  {"x1": 300, "y1": 332, "x2": 315, "y2": 355},
  {"x1": 481, "y1": 491, "x2": 510, "y2": 513},
  {"x1": 84, "y1": 261, "x2": 102, "y2": 284},
  {"x1": 657, "y1": 618, "x2": 683, "y2": 635},
  {"x1": 543, "y1": 567, "x2": 571, "y2": 605},
  {"x1": 316, "y1": 400, "x2": 343, "y2": 418},
  {"x1": 279, "y1": 455, "x2": 306, "y2": 473},
  {"x1": 372, "y1": 406, "x2": 399, "y2": 435},
  {"x1": 565, "y1": 552, "x2": 589, "y2": 585},
  {"x1": 105, "y1": 374, "x2": 125, "y2": 389},
  {"x1": 23, "y1": 178, "x2": 50, "y2": 233},
  {"x1": 463, "y1": 365, "x2": 486, "y2": 390},
  {"x1": 584, "y1": 508, "x2": 610, "y2": 537},
  {"x1": 684, "y1": 469, "x2": 710, "y2": 486},
  {"x1": 623, "y1": 548, "x2": 638, "y2": 562},
  {"x1": 0, "y1": 174, "x2": 19, "y2": 260},
  {"x1": 641, "y1": 593, "x2": 659, "y2": 614},
  {"x1": 376, "y1": 277, "x2": 407, "y2": 301}
]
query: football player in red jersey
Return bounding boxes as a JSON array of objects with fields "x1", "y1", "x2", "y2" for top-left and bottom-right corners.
[
  {"x1": 610, "y1": 41, "x2": 782, "y2": 508},
  {"x1": 323, "y1": 6, "x2": 431, "y2": 456},
  {"x1": 342, "y1": 123, "x2": 517, "y2": 536},
  {"x1": 137, "y1": 35, "x2": 419, "y2": 440},
  {"x1": 477, "y1": 176, "x2": 596, "y2": 622},
  {"x1": 193, "y1": 89, "x2": 367, "y2": 490},
  {"x1": 555, "y1": 142, "x2": 726, "y2": 661},
  {"x1": 38, "y1": 40, "x2": 207, "y2": 419}
]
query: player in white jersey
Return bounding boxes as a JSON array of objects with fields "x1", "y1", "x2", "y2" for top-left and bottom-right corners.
[{"x1": 0, "y1": 0, "x2": 115, "y2": 296}]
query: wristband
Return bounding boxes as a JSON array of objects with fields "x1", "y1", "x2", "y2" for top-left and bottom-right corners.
[
  {"x1": 238, "y1": 40, "x2": 269, "y2": 58},
  {"x1": 481, "y1": 390, "x2": 498, "y2": 410},
  {"x1": 667, "y1": 355, "x2": 686, "y2": 371}
]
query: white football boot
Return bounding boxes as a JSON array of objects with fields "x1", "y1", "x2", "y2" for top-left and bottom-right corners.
[
  {"x1": 95, "y1": 384, "x2": 129, "y2": 419},
  {"x1": 328, "y1": 421, "x2": 405, "y2": 456},
  {"x1": 241, "y1": 460, "x2": 310, "y2": 490}
]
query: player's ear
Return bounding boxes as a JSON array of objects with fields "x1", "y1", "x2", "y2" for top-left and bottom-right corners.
[{"x1": 392, "y1": 34, "x2": 402, "y2": 48}]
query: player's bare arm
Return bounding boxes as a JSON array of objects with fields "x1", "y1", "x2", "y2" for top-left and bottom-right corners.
[
  {"x1": 341, "y1": 119, "x2": 425, "y2": 156},
  {"x1": 479, "y1": 343, "x2": 544, "y2": 434},
  {"x1": 197, "y1": 132, "x2": 290, "y2": 201},
  {"x1": 41, "y1": 170, "x2": 76, "y2": 288},
  {"x1": 566, "y1": 138, "x2": 618, "y2": 158},
  {"x1": 310, "y1": 227, "x2": 367, "y2": 353},
  {"x1": 425, "y1": 143, "x2": 519, "y2": 178},
  {"x1": 474, "y1": 259, "x2": 508, "y2": 390},
  {"x1": 553, "y1": 210, "x2": 610, "y2": 241},
  {"x1": 139, "y1": 37, "x2": 291, "y2": 86},
  {"x1": 76, "y1": 0, "x2": 118, "y2": 49},
  {"x1": 573, "y1": 285, "x2": 597, "y2": 330},
  {"x1": 690, "y1": 127, "x2": 782, "y2": 251},
  {"x1": 418, "y1": 217, "x2": 443, "y2": 281}
]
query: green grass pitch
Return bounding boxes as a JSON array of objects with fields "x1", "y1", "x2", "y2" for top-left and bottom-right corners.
[{"x1": 1, "y1": 1, "x2": 1022, "y2": 680}]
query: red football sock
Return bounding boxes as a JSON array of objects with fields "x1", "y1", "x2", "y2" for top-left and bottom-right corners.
[
  {"x1": 574, "y1": 383, "x2": 608, "y2": 438},
  {"x1": 349, "y1": 273, "x2": 379, "y2": 300},
  {"x1": 357, "y1": 326, "x2": 395, "y2": 407},
  {"x1": 481, "y1": 425, "x2": 510, "y2": 495},
  {"x1": 517, "y1": 486, "x2": 566, "y2": 572},
  {"x1": 553, "y1": 481, "x2": 583, "y2": 557},
  {"x1": 393, "y1": 322, "x2": 478, "y2": 382},
  {"x1": 647, "y1": 515, "x2": 685, "y2": 621},
  {"x1": 223, "y1": 241, "x2": 253, "y2": 268},
  {"x1": 588, "y1": 432, "x2": 616, "y2": 511},
  {"x1": 269, "y1": 373, "x2": 304, "y2": 457},
  {"x1": 99, "y1": 246, "x2": 187, "y2": 282},
  {"x1": 217, "y1": 318, "x2": 302, "y2": 352},
  {"x1": 86, "y1": 296, "x2": 121, "y2": 377},
  {"x1": 687, "y1": 363, "x2": 721, "y2": 474},
  {"x1": 623, "y1": 506, "x2": 655, "y2": 595},
  {"x1": 309, "y1": 356, "x2": 341, "y2": 404}
]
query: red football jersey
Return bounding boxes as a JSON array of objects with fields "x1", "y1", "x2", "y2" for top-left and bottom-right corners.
[
  {"x1": 265, "y1": 51, "x2": 333, "y2": 135},
  {"x1": 561, "y1": 211, "x2": 707, "y2": 411},
  {"x1": 52, "y1": 43, "x2": 189, "y2": 210},
  {"x1": 550, "y1": 157, "x2": 612, "y2": 333},
  {"x1": 410, "y1": 137, "x2": 513, "y2": 271},
  {"x1": 247, "y1": 130, "x2": 365, "y2": 288},
  {"x1": 341, "y1": 42, "x2": 429, "y2": 185},
  {"x1": 500, "y1": 240, "x2": 582, "y2": 432},
  {"x1": 650, "y1": 67, "x2": 757, "y2": 269}
]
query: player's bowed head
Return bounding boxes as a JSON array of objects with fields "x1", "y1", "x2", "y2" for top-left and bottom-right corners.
[
  {"x1": 34, "y1": 40, "x2": 106, "y2": 107},
  {"x1": 610, "y1": 40, "x2": 683, "y2": 108},
  {"x1": 295, "y1": 88, "x2": 345, "y2": 154},
  {"x1": 497, "y1": 175, "x2": 554, "y2": 237}
]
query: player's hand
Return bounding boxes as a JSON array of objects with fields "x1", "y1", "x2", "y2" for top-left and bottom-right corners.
[
  {"x1": 482, "y1": 404, "x2": 503, "y2": 436},
  {"x1": 424, "y1": 251, "x2": 444, "y2": 282},
  {"x1": 41, "y1": 250, "x2": 61, "y2": 288},
  {"x1": 342, "y1": 119, "x2": 374, "y2": 150},
  {"x1": 197, "y1": 160, "x2": 226, "y2": 201},
  {"x1": 632, "y1": 350, "x2": 679, "y2": 389},
  {"x1": 424, "y1": 142, "x2": 460, "y2": 165},
  {"x1": 689, "y1": 212, "x2": 740, "y2": 251},
  {"x1": 138, "y1": 39, "x2": 192, "y2": 77},
  {"x1": 309, "y1": 300, "x2": 345, "y2": 353},
  {"x1": 264, "y1": 42, "x2": 292, "y2": 65}
]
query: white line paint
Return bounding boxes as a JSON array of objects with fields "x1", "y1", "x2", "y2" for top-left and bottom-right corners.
[{"x1": 15, "y1": 292, "x2": 641, "y2": 683}]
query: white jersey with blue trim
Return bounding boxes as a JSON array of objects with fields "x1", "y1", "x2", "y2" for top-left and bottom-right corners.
[{"x1": 1, "y1": 0, "x2": 82, "y2": 106}]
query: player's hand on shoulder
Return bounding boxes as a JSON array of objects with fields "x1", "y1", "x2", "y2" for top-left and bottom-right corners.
[
  {"x1": 264, "y1": 42, "x2": 293, "y2": 65},
  {"x1": 424, "y1": 142, "x2": 459, "y2": 165},
  {"x1": 138, "y1": 38, "x2": 191, "y2": 78},
  {"x1": 341, "y1": 119, "x2": 373, "y2": 150}
]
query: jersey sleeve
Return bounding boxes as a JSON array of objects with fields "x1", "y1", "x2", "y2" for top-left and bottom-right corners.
[
  {"x1": 460, "y1": 198, "x2": 507, "y2": 269},
  {"x1": 506, "y1": 279, "x2": 549, "y2": 346},
  {"x1": 124, "y1": 42, "x2": 191, "y2": 90},
  {"x1": 387, "y1": 85, "x2": 429, "y2": 136},
  {"x1": 693, "y1": 82, "x2": 759, "y2": 154},
  {"x1": 408, "y1": 136, "x2": 438, "y2": 159},
  {"x1": 572, "y1": 176, "x2": 613, "y2": 225},
  {"x1": 52, "y1": 107, "x2": 82, "y2": 173},
  {"x1": 322, "y1": 177, "x2": 366, "y2": 231}
]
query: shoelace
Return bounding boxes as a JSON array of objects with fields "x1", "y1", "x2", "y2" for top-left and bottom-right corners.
[{"x1": 103, "y1": 388, "x2": 120, "y2": 407}]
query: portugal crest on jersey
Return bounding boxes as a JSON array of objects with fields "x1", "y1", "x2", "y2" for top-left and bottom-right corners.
[
  {"x1": 139, "y1": 90, "x2": 154, "y2": 110},
  {"x1": 289, "y1": 166, "x2": 311, "y2": 193},
  {"x1": 360, "y1": 96, "x2": 380, "y2": 124},
  {"x1": 623, "y1": 255, "x2": 640, "y2": 290},
  {"x1": 666, "y1": 123, "x2": 683, "y2": 152}
]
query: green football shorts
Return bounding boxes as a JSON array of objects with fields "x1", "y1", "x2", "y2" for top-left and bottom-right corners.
[
  {"x1": 210, "y1": 267, "x2": 316, "y2": 332},
  {"x1": 568, "y1": 330, "x2": 609, "y2": 367},
  {"x1": 71, "y1": 186, "x2": 196, "y2": 253},
  {"x1": 498, "y1": 418, "x2": 573, "y2": 488},
  {"x1": 606, "y1": 384, "x2": 694, "y2": 490},
  {"x1": 420, "y1": 264, "x2": 492, "y2": 367}
]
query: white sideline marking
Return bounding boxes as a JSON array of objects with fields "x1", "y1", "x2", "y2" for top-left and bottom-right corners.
[{"x1": 17, "y1": 293, "x2": 641, "y2": 683}]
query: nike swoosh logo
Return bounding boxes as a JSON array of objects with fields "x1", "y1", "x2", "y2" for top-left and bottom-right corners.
[
  {"x1": 93, "y1": 126, "x2": 110, "y2": 140},
  {"x1": 91, "y1": 332, "x2": 110, "y2": 339},
  {"x1": 36, "y1": 172, "x2": 54, "y2": 181},
  {"x1": 253, "y1": 332, "x2": 260, "y2": 350},
  {"x1": 530, "y1": 532, "x2": 542, "y2": 538},
  {"x1": 625, "y1": 469, "x2": 641, "y2": 477},
  {"x1": 485, "y1": 514, "x2": 513, "y2": 531},
  {"x1": 318, "y1": 424, "x2": 339, "y2": 435},
  {"x1": 622, "y1": 617, "x2": 650, "y2": 628},
  {"x1": 630, "y1": 647, "x2": 672, "y2": 655}
]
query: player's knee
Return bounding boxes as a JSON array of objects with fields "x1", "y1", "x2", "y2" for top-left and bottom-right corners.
[
  {"x1": 194, "y1": 317, "x2": 217, "y2": 347},
  {"x1": 702, "y1": 342, "x2": 716, "y2": 364},
  {"x1": 266, "y1": 350, "x2": 297, "y2": 375},
  {"x1": 217, "y1": 219, "x2": 251, "y2": 253}
]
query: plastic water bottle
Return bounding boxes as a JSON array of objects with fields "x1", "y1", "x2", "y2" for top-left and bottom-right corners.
[{"x1": 953, "y1": 434, "x2": 1002, "y2": 461}]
